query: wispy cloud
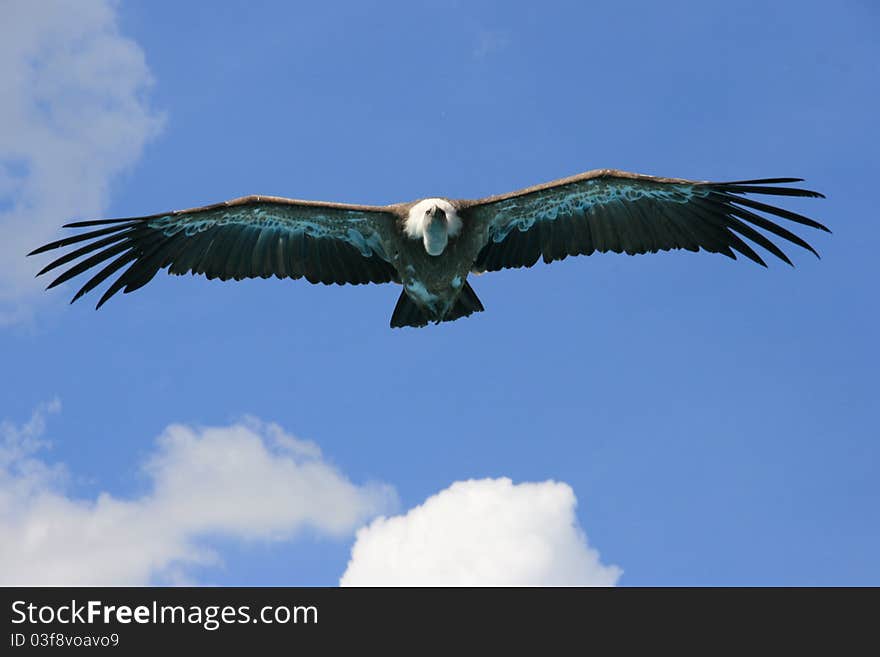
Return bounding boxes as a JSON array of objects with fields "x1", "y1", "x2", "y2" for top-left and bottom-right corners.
[
  {"x1": 473, "y1": 28, "x2": 511, "y2": 59},
  {"x1": 341, "y1": 477, "x2": 622, "y2": 586},
  {"x1": 0, "y1": 404, "x2": 396, "y2": 585},
  {"x1": 0, "y1": 0, "x2": 164, "y2": 325}
]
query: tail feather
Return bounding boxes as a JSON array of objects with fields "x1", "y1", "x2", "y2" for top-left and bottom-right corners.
[
  {"x1": 389, "y1": 282, "x2": 485, "y2": 329},
  {"x1": 445, "y1": 281, "x2": 484, "y2": 322},
  {"x1": 390, "y1": 289, "x2": 432, "y2": 328}
]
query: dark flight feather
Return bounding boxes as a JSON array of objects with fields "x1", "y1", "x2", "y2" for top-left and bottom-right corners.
[
  {"x1": 467, "y1": 170, "x2": 828, "y2": 272},
  {"x1": 30, "y1": 197, "x2": 398, "y2": 308}
]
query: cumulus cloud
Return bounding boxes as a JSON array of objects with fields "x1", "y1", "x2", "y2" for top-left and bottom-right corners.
[
  {"x1": 0, "y1": 0, "x2": 163, "y2": 324},
  {"x1": 0, "y1": 403, "x2": 396, "y2": 585},
  {"x1": 341, "y1": 477, "x2": 622, "y2": 586}
]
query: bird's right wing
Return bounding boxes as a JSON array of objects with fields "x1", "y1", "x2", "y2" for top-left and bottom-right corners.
[
  {"x1": 462, "y1": 169, "x2": 829, "y2": 272},
  {"x1": 29, "y1": 196, "x2": 400, "y2": 308}
]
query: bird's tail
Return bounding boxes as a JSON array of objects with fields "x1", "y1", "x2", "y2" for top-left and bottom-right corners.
[
  {"x1": 446, "y1": 281, "x2": 485, "y2": 322},
  {"x1": 390, "y1": 282, "x2": 485, "y2": 329}
]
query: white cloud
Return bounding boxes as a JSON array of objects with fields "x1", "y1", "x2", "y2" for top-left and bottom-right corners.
[
  {"x1": 473, "y1": 28, "x2": 511, "y2": 59},
  {"x1": 0, "y1": 404, "x2": 396, "y2": 585},
  {"x1": 341, "y1": 477, "x2": 622, "y2": 586},
  {"x1": 0, "y1": 0, "x2": 163, "y2": 325}
]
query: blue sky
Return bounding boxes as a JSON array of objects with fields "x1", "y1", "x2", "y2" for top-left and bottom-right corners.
[{"x1": 1, "y1": 0, "x2": 877, "y2": 585}]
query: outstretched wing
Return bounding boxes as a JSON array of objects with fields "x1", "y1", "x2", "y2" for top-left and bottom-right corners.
[
  {"x1": 463, "y1": 169, "x2": 829, "y2": 272},
  {"x1": 29, "y1": 195, "x2": 400, "y2": 308}
]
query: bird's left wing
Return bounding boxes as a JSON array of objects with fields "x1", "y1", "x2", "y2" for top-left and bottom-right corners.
[
  {"x1": 462, "y1": 169, "x2": 829, "y2": 271},
  {"x1": 29, "y1": 196, "x2": 400, "y2": 308}
]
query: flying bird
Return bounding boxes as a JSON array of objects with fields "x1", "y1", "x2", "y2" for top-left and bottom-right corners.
[{"x1": 29, "y1": 169, "x2": 828, "y2": 328}]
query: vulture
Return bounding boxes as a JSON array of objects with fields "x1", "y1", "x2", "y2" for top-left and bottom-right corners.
[{"x1": 29, "y1": 169, "x2": 828, "y2": 328}]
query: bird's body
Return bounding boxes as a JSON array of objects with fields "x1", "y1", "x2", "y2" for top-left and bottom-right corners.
[
  {"x1": 29, "y1": 169, "x2": 829, "y2": 328},
  {"x1": 394, "y1": 198, "x2": 485, "y2": 326}
]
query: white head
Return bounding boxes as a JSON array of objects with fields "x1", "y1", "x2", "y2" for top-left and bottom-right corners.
[{"x1": 404, "y1": 198, "x2": 462, "y2": 256}]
